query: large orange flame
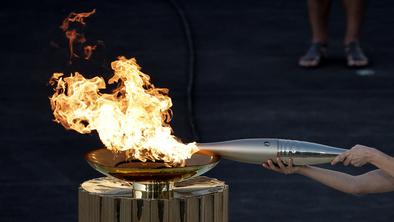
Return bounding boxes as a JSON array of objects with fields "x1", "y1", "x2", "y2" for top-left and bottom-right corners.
[{"x1": 49, "y1": 57, "x2": 198, "y2": 166}]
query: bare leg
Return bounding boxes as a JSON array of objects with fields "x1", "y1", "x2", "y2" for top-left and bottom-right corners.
[
  {"x1": 342, "y1": 0, "x2": 366, "y2": 44},
  {"x1": 342, "y1": 0, "x2": 368, "y2": 66},
  {"x1": 308, "y1": 0, "x2": 331, "y2": 44},
  {"x1": 299, "y1": 0, "x2": 331, "y2": 67}
]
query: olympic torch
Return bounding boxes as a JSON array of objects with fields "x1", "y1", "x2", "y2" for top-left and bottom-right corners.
[{"x1": 197, "y1": 138, "x2": 346, "y2": 165}]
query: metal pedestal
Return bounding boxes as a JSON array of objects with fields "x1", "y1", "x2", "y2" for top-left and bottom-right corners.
[{"x1": 78, "y1": 176, "x2": 228, "y2": 222}]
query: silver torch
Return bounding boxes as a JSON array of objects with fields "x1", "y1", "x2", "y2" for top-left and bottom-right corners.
[{"x1": 197, "y1": 138, "x2": 346, "y2": 165}]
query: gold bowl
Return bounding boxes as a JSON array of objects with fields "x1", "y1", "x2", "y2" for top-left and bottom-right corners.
[{"x1": 85, "y1": 148, "x2": 220, "y2": 184}]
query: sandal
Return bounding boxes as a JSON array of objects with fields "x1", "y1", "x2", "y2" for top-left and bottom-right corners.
[
  {"x1": 299, "y1": 42, "x2": 328, "y2": 68},
  {"x1": 345, "y1": 41, "x2": 369, "y2": 67}
]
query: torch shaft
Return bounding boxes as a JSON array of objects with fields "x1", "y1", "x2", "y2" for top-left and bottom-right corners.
[{"x1": 197, "y1": 138, "x2": 346, "y2": 165}]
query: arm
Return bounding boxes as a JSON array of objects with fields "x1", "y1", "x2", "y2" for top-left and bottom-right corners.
[
  {"x1": 298, "y1": 167, "x2": 394, "y2": 194},
  {"x1": 263, "y1": 158, "x2": 394, "y2": 194},
  {"x1": 298, "y1": 165, "x2": 359, "y2": 194},
  {"x1": 370, "y1": 151, "x2": 394, "y2": 178},
  {"x1": 332, "y1": 145, "x2": 394, "y2": 178}
]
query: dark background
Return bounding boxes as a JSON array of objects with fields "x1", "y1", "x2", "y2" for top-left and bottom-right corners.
[{"x1": 1, "y1": 0, "x2": 394, "y2": 221}]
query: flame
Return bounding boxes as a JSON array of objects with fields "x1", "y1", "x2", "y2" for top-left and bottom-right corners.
[
  {"x1": 49, "y1": 57, "x2": 198, "y2": 166},
  {"x1": 60, "y1": 9, "x2": 96, "y2": 63},
  {"x1": 83, "y1": 45, "x2": 97, "y2": 60}
]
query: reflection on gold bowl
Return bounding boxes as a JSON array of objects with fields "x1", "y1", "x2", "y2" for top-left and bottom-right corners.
[{"x1": 85, "y1": 148, "x2": 220, "y2": 184}]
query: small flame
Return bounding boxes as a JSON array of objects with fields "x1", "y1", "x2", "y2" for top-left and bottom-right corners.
[
  {"x1": 49, "y1": 57, "x2": 198, "y2": 166},
  {"x1": 83, "y1": 45, "x2": 97, "y2": 60},
  {"x1": 60, "y1": 9, "x2": 96, "y2": 63}
]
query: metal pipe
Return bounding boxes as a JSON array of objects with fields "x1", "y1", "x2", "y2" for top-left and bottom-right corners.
[{"x1": 197, "y1": 138, "x2": 346, "y2": 165}]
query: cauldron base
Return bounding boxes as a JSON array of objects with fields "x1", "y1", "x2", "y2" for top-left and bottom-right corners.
[{"x1": 79, "y1": 176, "x2": 228, "y2": 222}]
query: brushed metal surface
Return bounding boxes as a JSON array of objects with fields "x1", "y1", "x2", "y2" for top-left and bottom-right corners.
[{"x1": 198, "y1": 138, "x2": 346, "y2": 165}]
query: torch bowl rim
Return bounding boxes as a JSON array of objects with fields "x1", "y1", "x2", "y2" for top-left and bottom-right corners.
[{"x1": 85, "y1": 148, "x2": 220, "y2": 183}]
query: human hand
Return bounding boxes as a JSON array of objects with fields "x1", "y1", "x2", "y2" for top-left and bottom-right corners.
[
  {"x1": 262, "y1": 158, "x2": 301, "y2": 175},
  {"x1": 331, "y1": 144, "x2": 379, "y2": 167}
]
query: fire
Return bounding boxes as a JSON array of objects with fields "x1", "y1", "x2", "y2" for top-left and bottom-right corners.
[
  {"x1": 83, "y1": 45, "x2": 97, "y2": 60},
  {"x1": 60, "y1": 9, "x2": 97, "y2": 63},
  {"x1": 49, "y1": 56, "x2": 198, "y2": 166}
]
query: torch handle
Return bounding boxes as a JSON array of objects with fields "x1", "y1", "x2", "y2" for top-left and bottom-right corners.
[{"x1": 197, "y1": 138, "x2": 347, "y2": 165}]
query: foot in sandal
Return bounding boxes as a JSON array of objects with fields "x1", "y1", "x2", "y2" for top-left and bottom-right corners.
[
  {"x1": 345, "y1": 41, "x2": 369, "y2": 67},
  {"x1": 299, "y1": 42, "x2": 328, "y2": 68}
]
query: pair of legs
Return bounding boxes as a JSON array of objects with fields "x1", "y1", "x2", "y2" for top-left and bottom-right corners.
[{"x1": 300, "y1": 0, "x2": 368, "y2": 67}]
